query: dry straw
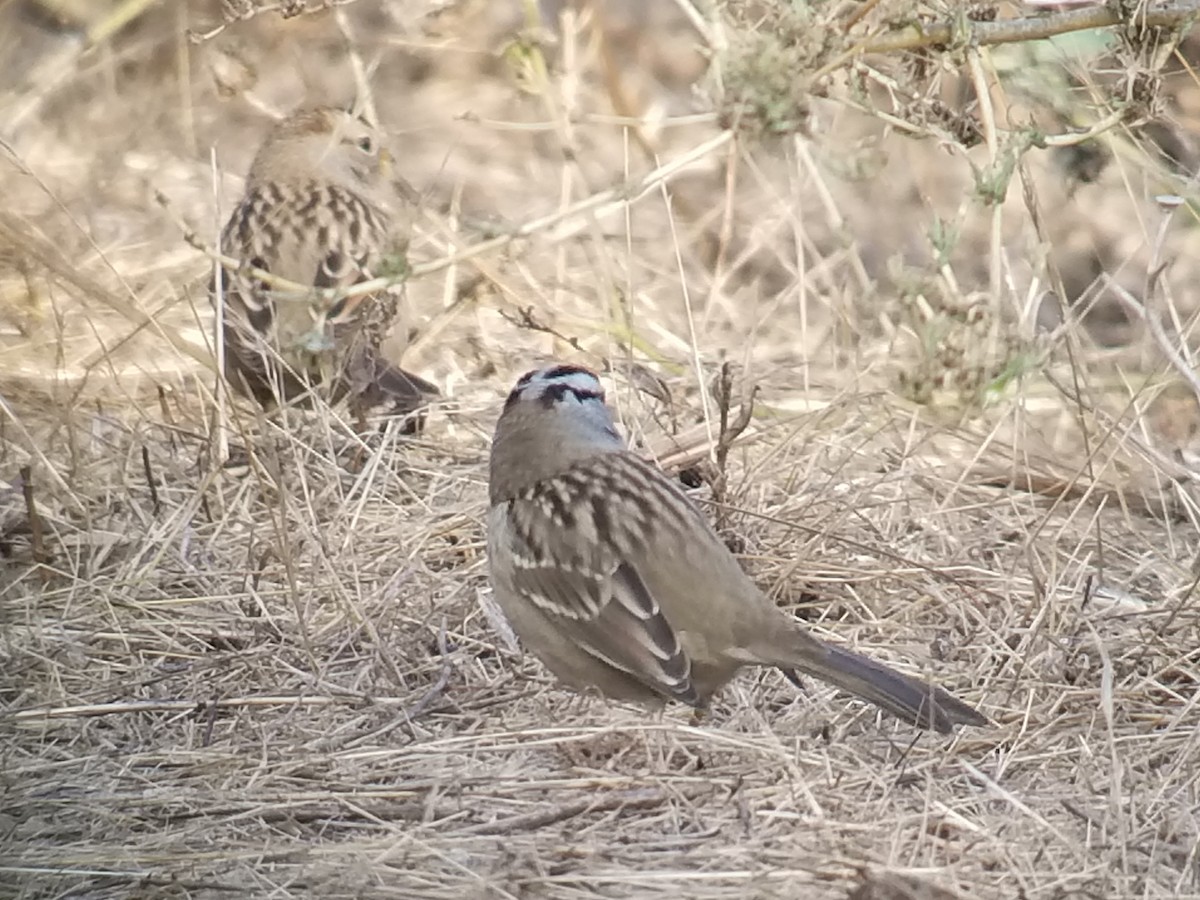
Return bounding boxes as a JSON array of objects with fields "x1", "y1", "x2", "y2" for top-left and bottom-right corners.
[{"x1": 2, "y1": 1, "x2": 1200, "y2": 898}]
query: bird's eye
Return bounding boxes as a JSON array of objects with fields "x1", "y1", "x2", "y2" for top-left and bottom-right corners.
[{"x1": 356, "y1": 136, "x2": 374, "y2": 154}]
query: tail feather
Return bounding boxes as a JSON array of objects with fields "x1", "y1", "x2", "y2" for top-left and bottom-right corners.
[
  {"x1": 780, "y1": 643, "x2": 987, "y2": 734},
  {"x1": 341, "y1": 352, "x2": 439, "y2": 430}
]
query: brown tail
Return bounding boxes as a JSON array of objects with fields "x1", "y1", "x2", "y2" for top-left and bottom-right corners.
[
  {"x1": 779, "y1": 643, "x2": 987, "y2": 734},
  {"x1": 341, "y1": 352, "x2": 439, "y2": 429}
]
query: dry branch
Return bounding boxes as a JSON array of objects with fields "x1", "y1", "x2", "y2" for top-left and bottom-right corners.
[{"x1": 859, "y1": 1, "x2": 1200, "y2": 56}]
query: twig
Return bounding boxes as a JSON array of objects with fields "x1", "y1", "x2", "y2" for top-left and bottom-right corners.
[
  {"x1": 18, "y1": 465, "x2": 50, "y2": 566},
  {"x1": 711, "y1": 365, "x2": 734, "y2": 504},
  {"x1": 6, "y1": 693, "x2": 428, "y2": 724},
  {"x1": 649, "y1": 413, "x2": 763, "y2": 476},
  {"x1": 0, "y1": 869, "x2": 243, "y2": 893},
  {"x1": 187, "y1": 0, "x2": 363, "y2": 43},
  {"x1": 1147, "y1": 195, "x2": 1187, "y2": 362},
  {"x1": 478, "y1": 586, "x2": 520, "y2": 652},
  {"x1": 858, "y1": 2, "x2": 1200, "y2": 56},
  {"x1": 713, "y1": 364, "x2": 757, "y2": 483},
  {"x1": 201, "y1": 696, "x2": 220, "y2": 747},
  {"x1": 663, "y1": 0, "x2": 717, "y2": 50},
  {"x1": 402, "y1": 618, "x2": 455, "y2": 722},
  {"x1": 160, "y1": 130, "x2": 736, "y2": 314},
  {"x1": 463, "y1": 788, "x2": 680, "y2": 836},
  {"x1": 155, "y1": 386, "x2": 178, "y2": 454},
  {"x1": 705, "y1": 364, "x2": 759, "y2": 530},
  {"x1": 500, "y1": 306, "x2": 586, "y2": 354},
  {"x1": 0, "y1": 396, "x2": 74, "y2": 498},
  {"x1": 208, "y1": 153, "x2": 231, "y2": 465},
  {"x1": 259, "y1": 441, "x2": 319, "y2": 671},
  {"x1": 840, "y1": 0, "x2": 884, "y2": 32},
  {"x1": 140, "y1": 446, "x2": 161, "y2": 516},
  {"x1": 1107, "y1": 274, "x2": 1200, "y2": 403},
  {"x1": 333, "y1": 5, "x2": 379, "y2": 126},
  {"x1": 86, "y1": 0, "x2": 160, "y2": 44},
  {"x1": 347, "y1": 130, "x2": 736, "y2": 300},
  {"x1": 966, "y1": 48, "x2": 1003, "y2": 304}
]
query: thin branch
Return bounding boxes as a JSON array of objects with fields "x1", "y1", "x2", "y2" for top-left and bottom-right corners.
[
  {"x1": 500, "y1": 306, "x2": 586, "y2": 354},
  {"x1": 18, "y1": 466, "x2": 50, "y2": 566},
  {"x1": 6, "y1": 693, "x2": 424, "y2": 725},
  {"x1": 463, "y1": 788, "x2": 684, "y2": 836},
  {"x1": 1107, "y1": 273, "x2": 1200, "y2": 402},
  {"x1": 187, "y1": 0, "x2": 363, "y2": 44},
  {"x1": 163, "y1": 129, "x2": 736, "y2": 313},
  {"x1": 859, "y1": 2, "x2": 1200, "y2": 56}
]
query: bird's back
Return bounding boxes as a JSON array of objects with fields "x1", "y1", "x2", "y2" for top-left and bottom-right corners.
[
  {"x1": 214, "y1": 175, "x2": 396, "y2": 403},
  {"x1": 578, "y1": 452, "x2": 785, "y2": 695}
]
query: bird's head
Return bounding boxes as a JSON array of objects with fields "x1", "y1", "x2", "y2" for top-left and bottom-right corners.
[
  {"x1": 247, "y1": 106, "x2": 395, "y2": 202},
  {"x1": 489, "y1": 363, "x2": 626, "y2": 501}
]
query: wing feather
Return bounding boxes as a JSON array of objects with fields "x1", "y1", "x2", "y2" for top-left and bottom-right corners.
[{"x1": 505, "y1": 487, "x2": 699, "y2": 705}]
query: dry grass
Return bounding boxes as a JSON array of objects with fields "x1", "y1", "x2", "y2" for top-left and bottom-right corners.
[{"x1": 3, "y1": 1, "x2": 1200, "y2": 897}]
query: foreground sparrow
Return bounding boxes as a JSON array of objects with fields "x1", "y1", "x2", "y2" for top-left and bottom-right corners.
[
  {"x1": 487, "y1": 364, "x2": 987, "y2": 733},
  {"x1": 211, "y1": 105, "x2": 437, "y2": 415}
]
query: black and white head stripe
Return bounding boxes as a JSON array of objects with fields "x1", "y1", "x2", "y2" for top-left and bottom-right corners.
[{"x1": 506, "y1": 364, "x2": 605, "y2": 410}]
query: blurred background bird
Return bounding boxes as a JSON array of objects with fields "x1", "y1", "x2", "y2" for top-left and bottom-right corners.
[{"x1": 210, "y1": 105, "x2": 438, "y2": 421}]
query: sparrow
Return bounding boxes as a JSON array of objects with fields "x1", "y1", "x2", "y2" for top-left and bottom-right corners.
[
  {"x1": 486, "y1": 363, "x2": 988, "y2": 733},
  {"x1": 211, "y1": 105, "x2": 437, "y2": 417}
]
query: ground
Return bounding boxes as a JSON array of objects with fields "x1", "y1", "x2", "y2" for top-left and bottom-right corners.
[{"x1": 2, "y1": 2, "x2": 1200, "y2": 898}]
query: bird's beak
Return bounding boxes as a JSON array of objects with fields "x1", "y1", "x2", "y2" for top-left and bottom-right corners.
[{"x1": 378, "y1": 147, "x2": 394, "y2": 178}]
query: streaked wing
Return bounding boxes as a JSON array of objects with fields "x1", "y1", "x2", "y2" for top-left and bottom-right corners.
[
  {"x1": 505, "y1": 489, "x2": 698, "y2": 705},
  {"x1": 217, "y1": 183, "x2": 390, "y2": 330}
]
